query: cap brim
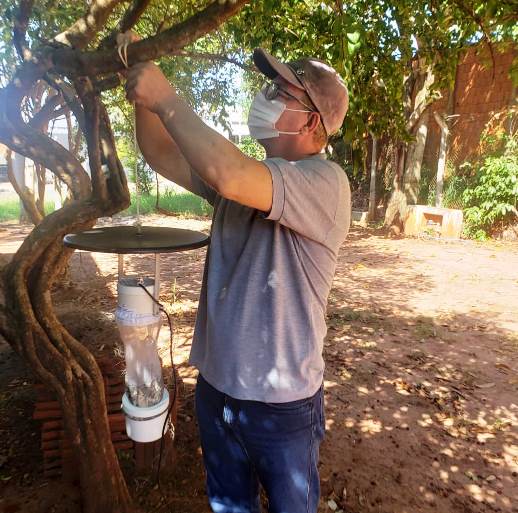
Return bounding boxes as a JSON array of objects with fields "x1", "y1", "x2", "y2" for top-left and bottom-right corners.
[{"x1": 253, "y1": 48, "x2": 304, "y2": 90}]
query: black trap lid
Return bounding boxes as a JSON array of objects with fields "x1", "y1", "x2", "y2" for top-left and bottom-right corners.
[{"x1": 63, "y1": 225, "x2": 210, "y2": 254}]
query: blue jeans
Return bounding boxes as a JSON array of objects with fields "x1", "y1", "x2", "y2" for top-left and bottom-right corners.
[{"x1": 195, "y1": 374, "x2": 325, "y2": 513}]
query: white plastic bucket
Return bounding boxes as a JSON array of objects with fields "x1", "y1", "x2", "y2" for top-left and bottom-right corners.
[
  {"x1": 118, "y1": 277, "x2": 155, "y2": 315},
  {"x1": 122, "y1": 389, "x2": 169, "y2": 443}
]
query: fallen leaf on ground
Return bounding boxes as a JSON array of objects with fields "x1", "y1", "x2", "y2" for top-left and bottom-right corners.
[
  {"x1": 477, "y1": 382, "x2": 495, "y2": 389},
  {"x1": 327, "y1": 499, "x2": 338, "y2": 510}
]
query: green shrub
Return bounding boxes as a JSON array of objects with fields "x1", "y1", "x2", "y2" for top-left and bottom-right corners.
[
  {"x1": 122, "y1": 190, "x2": 213, "y2": 217},
  {"x1": 0, "y1": 199, "x2": 57, "y2": 222},
  {"x1": 0, "y1": 191, "x2": 212, "y2": 222},
  {"x1": 418, "y1": 166, "x2": 471, "y2": 210},
  {"x1": 237, "y1": 136, "x2": 266, "y2": 160},
  {"x1": 462, "y1": 136, "x2": 518, "y2": 239}
]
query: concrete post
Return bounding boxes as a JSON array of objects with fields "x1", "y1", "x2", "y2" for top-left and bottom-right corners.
[
  {"x1": 368, "y1": 134, "x2": 377, "y2": 221},
  {"x1": 434, "y1": 112, "x2": 449, "y2": 208},
  {"x1": 54, "y1": 131, "x2": 69, "y2": 209},
  {"x1": 13, "y1": 153, "x2": 27, "y2": 221}
]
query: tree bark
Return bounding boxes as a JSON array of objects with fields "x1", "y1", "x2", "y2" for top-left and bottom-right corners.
[
  {"x1": 403, "y1": 110, "x2": 429, "y2": 204},
  {"x1": 52, "y1": 0, "x2": 250, "y2": 77},
  {"x1": 401, "y1": 61, "x2": 435, "y2": 204},
  {"x1": 384, "y1": 143, "x2": 408, "y2": 233}
]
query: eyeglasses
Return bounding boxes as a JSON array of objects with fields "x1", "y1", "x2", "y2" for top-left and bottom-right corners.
[{"x1": 263, "y1": 81, "x2": 317, "y2": 113}]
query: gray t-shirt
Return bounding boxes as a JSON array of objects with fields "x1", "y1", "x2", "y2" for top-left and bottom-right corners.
[{"x1": 188, "y1": 153, "x2": 351, "y2": 402}]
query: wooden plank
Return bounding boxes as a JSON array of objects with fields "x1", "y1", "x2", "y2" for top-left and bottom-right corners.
[
  {"x1": 43, "y1": 460, "x2": 62, "y2": 470},
  {"x1": 33, "y1": 355, "x2": 162, "y2": 479},
  {"x1": 43, "y1": 468, "x2": 62, "y2": 477},
  {"x1": 42, "y1": 430, "x2": 63, "y2": 441},
  {"x1": 35, "y1": 400, "x2": 60, "y2": 411},
  {"x1": 42, "y1": 439, "x2": 63, "y2": 450},
  {"x1": 34, "y1": 409, "x2": 62, "y2": 420},
  {"x1": 42, "y1": 420, "x2": 62, "y2": 431},
  {"x1": 111, "y1": 432, "x2": 130, "y2": 442},
  {"x1": 42, "y1": 449, "x2": 62, "y2": 459}
]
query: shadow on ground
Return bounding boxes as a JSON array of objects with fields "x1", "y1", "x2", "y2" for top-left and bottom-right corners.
[{"x1": 0, "y1": 223, "x2": 516, "y2": 513}]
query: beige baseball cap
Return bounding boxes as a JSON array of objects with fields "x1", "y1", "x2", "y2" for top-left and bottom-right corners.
[{"x1": 253, "y1": 48, "x2": 349, "y2": 136}]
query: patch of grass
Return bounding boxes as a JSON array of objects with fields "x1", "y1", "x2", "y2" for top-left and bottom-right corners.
[
  {"x1": 0, "y1": 198, "x2": 56, "y2": 221},
  {"x1": 0, "y1": 199, "x2": 20, "y2": 221},
  {"x1": 330, "y1": 307, "x2": 379, "y2": 323},
  {"x1": 122, "y1": 191, "x2": 213, "y2": 217},
  {"x1": 414, "y1": 316, "x2": 438, "y2": 339},
  {"x1": 0, "y1": 191, "x2": 212, "y2": 221}
]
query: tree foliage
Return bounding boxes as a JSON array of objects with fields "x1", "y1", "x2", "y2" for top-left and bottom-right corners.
[{"x1": 228, "y1": 0, "x2": 517, "y2": 185}]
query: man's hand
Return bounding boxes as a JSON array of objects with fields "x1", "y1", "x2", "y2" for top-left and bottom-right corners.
[{"x1": 125, "y1": 62, "x2": 177, "y2": 115}]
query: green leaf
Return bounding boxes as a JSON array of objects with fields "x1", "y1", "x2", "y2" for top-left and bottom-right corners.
[{"x1": 347, "y1": 31, "x2": 361, "y2": 44}]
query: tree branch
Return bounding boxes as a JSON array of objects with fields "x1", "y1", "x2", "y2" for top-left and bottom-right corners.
[
  {"x1": 120, "y1": 0, "x2": 153, "y2": 33},
  {"x1": 44, "y1": 75, "x2": 87, "y2": 134},
  {"x1": 97, "y1": 102, "x2": 129, "y2": 202},
  {"x1": 52, "y1": 0, "x2": 250, "y2": 76},
  {"x1": 13, "y1": 0, "x2": 35, "y2": 60},
  {"x1": 53, "y1": 0, "x2": 123, "y2": 50},
  {"x1": 452, "y1": 0, "x2": 496, "y2": 81},
  {"x1": 93, "y1": 74, "x2": 122, "y2": 93},
  {"x1": 0, "y1": 75, "x2": 91, "y2": 199},
  {"x1": 99, "y1": 0, "x2": 153, "y2": 49},
  {"x1": 28, "y1": 93, "x2": 65, "y2": 130},
  {"x1": 74, "y1": 78, "x2": 107, "y2": 201}
]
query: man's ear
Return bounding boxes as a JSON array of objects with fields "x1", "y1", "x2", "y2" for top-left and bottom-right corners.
[{"x1": 303, "y1": 112, "x2": 321, "y2": 134}]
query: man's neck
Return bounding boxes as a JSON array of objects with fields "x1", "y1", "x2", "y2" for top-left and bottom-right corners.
[
  {"x1": 266, "y1": 150, "x2": 315, "y2": 161},
  {"x1": 264, "y1": 144, "x2": 320, "y2": 162}
]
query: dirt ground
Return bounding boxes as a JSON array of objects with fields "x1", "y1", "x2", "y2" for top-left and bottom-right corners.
[{"x1": 0, "y1": 214, "x2": 517, "y2": 513}]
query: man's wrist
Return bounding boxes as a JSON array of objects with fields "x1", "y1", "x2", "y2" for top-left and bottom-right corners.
[{"x1": 154, "y1": 94, "x2": 177, "y2": 123}]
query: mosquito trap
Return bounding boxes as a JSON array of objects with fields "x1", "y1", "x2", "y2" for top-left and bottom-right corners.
[{"x1": 64, "y1": 225, "x2": 209, "y2": 443}]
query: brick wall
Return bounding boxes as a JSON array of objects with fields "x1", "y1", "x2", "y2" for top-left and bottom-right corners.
[{"x1": 423, "y1": 44, "x2": 516, "y2": 170}]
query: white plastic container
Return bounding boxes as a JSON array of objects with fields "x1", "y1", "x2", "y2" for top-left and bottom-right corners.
[
  {"x1": 122, "y1": 389, "x2": 169, "y2": 443},
  {"x1": 118, "y1": 277, "x2": 155, "y2": 315}
]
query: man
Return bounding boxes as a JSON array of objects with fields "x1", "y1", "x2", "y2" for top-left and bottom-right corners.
[{"x1": 127, "y1": 47, "x2": 351, "y2": 513}]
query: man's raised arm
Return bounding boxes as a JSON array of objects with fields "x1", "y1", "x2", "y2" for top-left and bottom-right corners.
[
  {"x1": 135, "y1": 104, "x2": 194, "y2": 192},
  {"x1": 126, "y1": 62, "x2": 273, "y2": 213}
]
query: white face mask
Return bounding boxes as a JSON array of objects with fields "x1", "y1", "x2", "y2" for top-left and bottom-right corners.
[{"x1": 247, "y1": 90, "x2": 311, "y2": 140}]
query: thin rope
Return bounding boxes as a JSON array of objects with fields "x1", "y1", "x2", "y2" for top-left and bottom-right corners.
[{"x1": 117, "y1": 33, "x2": 142, "y2": 234}]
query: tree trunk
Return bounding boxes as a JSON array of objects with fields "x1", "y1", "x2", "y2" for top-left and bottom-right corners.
[
  {"x1": 1, "y1": 200, "x2": 134, "y2": 513},
  {"x1": 1, "y1": 67, "x2": 134, "y2": 512},
  {"x1": 384, "y1": 143, "x2": 408, "y2": 233},
  {"x1": 403, "y1": 110, "x2": 429, "y2": 204},
  {"x1": 35, "y1": 163, "x2": 46, "y2": 217},
  {"x1": 401, "y1": 60, "x2": 435, "y2": 205}
]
